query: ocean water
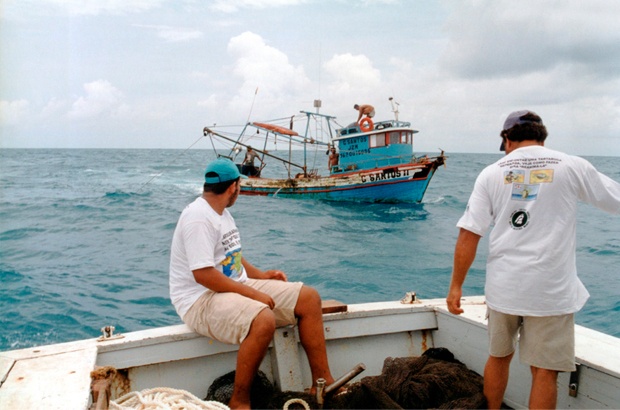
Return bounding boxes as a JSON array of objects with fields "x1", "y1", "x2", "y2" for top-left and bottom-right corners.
[{"x1": 1, "y1": 148, "x2": 619, "y2": 352}]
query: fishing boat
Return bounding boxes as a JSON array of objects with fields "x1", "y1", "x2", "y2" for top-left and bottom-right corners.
[
  {"x1": 1, "y1": 294, "x2": 619, "y2": 409},
  {"x1": 202, "y1": 98, "x2": 446, "y2": 203}
]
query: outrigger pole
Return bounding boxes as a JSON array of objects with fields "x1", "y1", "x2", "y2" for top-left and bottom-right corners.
[{"x1": 203, "y1": 127, "x2": 306, "y2": 172}]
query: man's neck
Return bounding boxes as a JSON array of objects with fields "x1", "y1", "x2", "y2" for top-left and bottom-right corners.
[
  {"x1": 506, "y1": 140, "x2": 544, "y2": 154},
  {"x1": 202, "y1": 192, "x2": 226, "y2": 215}
]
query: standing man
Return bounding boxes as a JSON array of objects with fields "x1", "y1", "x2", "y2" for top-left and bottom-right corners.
[
  {"x1": 354, "y1": 104, "x2": 375, "y2": 123},
  {"x1": 446, "y1": 110, "x2": 620, "y2": 409},
  {"x1": 327, "y1": 145, "x2": 339, "y2": 171},
  {"x1": 170, "y1": 157, "x2": 337, "y2": 409},
  {"x1": 241, "y1": 146, "x2": 263, "y2": 176}
]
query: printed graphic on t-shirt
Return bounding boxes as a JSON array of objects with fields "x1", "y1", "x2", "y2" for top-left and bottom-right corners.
[
  {"x1": 509, "y1": 209, "x2": 530, "y2": 230},
  {"x1": 511, "y1": 183, "x2": 539, "y2": 201},
  {"x1": 221, "y1": 250, "x2": 243, "y2": 279},
  {"x1": 498, "y1": 157, "x2": 561, "y2": 169},
  {"x1": 220, "y1": 228, "x2": 243, "y2": 279},
  {"x1": 529, "y1": 169, "x2": 554, "y2": 183},
  {"x1": 503, "y1": 169, "x2": 525, "y2": 184}
]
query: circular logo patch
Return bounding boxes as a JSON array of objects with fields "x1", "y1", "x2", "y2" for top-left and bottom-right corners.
[{"x1": 509, "y1": 209, "x2": 530, "y2": 230}]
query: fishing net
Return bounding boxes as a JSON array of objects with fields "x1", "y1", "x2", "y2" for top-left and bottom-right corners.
[{"x1": 206, "y1": 348, "x2": 488, "y2": 409}]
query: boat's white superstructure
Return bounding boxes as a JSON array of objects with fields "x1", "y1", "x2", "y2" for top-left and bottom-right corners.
[{"x1": 1, "y1": 296, "x2": 619, "y2": 409}]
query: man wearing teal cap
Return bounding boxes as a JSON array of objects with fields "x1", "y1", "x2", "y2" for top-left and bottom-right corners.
[{"x1": 170, "y1": 157, "x2": 337, "y2": 409}]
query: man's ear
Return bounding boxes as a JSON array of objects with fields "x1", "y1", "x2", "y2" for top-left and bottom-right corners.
[{"x1": 227, "y1": 180, "x2": 240, "y2": 194}]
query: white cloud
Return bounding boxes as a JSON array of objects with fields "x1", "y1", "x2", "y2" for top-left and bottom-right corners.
[
  {"x1": 41, "y1": 98, "x2": 70, "y2": 119},
  {"x1": 41, "y1": 0, "x2": 165, "y2": 16},
  {"x1": 68, "y1": 80, "x2": 127, "y2": 119},
  {"x1": 226, "y1": 32, "x2": 311, "y2": 116},
  {"x1": 0, "y1": 100, "x2": 30, "y2": 126},
  {"x1": 323, "y1": 53, "x2": 382, "y2": 103},
  {"x1": 210, "y1": 0, "x2": 307, "y2": 13},
  {"x1": 134, "y1": 25, "x2": 204, "y2": 42}
]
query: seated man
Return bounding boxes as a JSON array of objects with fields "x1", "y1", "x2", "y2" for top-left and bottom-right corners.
[{"x1": 169, "y1": 158, "x2": 337, "y2": 409}]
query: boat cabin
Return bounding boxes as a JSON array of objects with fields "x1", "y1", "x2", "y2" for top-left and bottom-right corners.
[{"x1": 332, "y1": 120, "x2": 418, "y2": 173}]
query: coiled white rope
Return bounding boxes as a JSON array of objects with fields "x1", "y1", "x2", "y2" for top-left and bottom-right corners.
[
  {"x1": 110, "y1": 387, "x2": 230, "y2": 410},
  {"x1": 282, "y1": 398, "x2": 310, "y2": 410}
]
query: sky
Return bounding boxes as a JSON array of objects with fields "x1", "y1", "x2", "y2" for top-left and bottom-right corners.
[{"x1": 1, "y1": 0, "x2": 619, "y2": 156}]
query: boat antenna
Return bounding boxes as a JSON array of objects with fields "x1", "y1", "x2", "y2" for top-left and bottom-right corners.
[{"x1": 389, "y1": 97, "x2": 399, "y2": 122}]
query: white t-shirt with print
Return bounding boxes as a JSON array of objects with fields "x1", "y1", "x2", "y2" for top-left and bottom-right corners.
[
  {"x1": 458, "y1": 145, "x2": 620, "y2": 316},
  {"x1": 169, "y1": 197, "x2": 248, "y2": 319}
]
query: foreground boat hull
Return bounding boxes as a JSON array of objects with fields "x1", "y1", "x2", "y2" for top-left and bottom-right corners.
[
  {"x1": 241, "y1": 159, "x2": 442, "y2": 203},
  {"x1": 2, "y1": 296, "x2": 619, "y2": 409}
]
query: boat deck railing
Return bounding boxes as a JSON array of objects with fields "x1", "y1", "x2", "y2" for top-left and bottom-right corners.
[{"x1": 337, "y1": 120, "x2": 412, "y2": 137}]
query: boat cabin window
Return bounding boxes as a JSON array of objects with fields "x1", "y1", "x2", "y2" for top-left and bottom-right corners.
[
  {"x1": 370, "y1": 131, "x2": 411, "y2": 148},
  {"x1": 369, "y1": 133, "x2": 386, "y2": 148},
  {"x1": 389, "y1": 131, "x2": 400, "y2": 145},
  {"x1": 401, "y1": 132, "x2": 412, "y2": 144},
  {"x1": 369, "y1": 131, "x2": 412, "y2": 148}
]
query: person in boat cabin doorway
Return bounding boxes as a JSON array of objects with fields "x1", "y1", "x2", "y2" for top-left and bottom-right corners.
[
  {"x1": 169, "y1": 158, "x2": 337, "y2": 409},
  {"x1": 241, "y1": 146, "x2": 263, "y2": 177},
  {"x1": 353, "y1": 103, "x2": 375, "y2": 123},
  {"x1": 446, "y1": 110, "x2": 620, "y2": 409},
  {"x1": 327, "y1": 145, "x2": 339, "y2": 170}
]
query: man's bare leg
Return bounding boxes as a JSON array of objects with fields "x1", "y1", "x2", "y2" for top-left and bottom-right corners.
[
  {"x1": 529, "y1": 366, "x2": 558, "y2": 409},
  {"x1": 484, "y1": 353, "x2": 513, "y2": 409},
  {"x1": 295, "y1": 286, "x2": 336, "y2": 390},
  {"x1": 228, "y1": 309, "x2": 276, "y2": 409}
]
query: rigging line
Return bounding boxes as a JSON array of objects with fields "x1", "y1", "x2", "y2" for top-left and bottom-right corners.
[
  {"x1": 245, "y1": 87, "x2": 259, "y2": 125},
  {"x1": 209, "y1": 133, "x2": 218, "y2": 151},
  {"x1": 136, "y1": 134, "x2": 205, "y2": 193}
]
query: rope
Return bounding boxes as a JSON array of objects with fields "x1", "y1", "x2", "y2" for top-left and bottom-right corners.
[
  {"x1": 282, "y1": 398, "x2": 310, "y2": 410},
  {"x1": 110, "y1": 387, "x2": 230, "y2": 410}
]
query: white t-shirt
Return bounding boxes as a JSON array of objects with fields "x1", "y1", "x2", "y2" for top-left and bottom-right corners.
[
  {"x1": 169, "y1": 197, "x2": 248, "y2": 318},
  {"x1": 458, "y1": 145, "x2": 620, "y2": 316}
]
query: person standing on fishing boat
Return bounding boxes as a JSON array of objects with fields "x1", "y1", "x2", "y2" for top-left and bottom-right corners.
[
  {"x1": 446, "y1": 110, "x2": 620, "y2": 409},
  {"x1": 327, "y1": 145, "x2": 339, "y2": 170},
  {"x1": 169, "y1": 158, "x2": 337, "y2": 409},
  {"x1": 241, "y1": 146, "x2": 263, "y2": 177},
  {"x1": 354, "y1": 104, "x2": 375, "y2": 123}
]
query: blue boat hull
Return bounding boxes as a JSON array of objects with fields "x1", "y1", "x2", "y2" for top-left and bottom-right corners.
[{"x1": 240, "y1": 161, "x2": 441, "y2": 203}]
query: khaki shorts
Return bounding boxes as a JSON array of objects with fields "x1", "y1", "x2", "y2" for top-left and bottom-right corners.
[
  {"x1": 183, "y1": 279, "x2": 303, "y2": 345},
  {"x1": 487, "y1": 308, "x2": 576, "y2": 372}
]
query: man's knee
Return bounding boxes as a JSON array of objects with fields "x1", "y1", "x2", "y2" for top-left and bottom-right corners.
[
  {"x1": 295, "y1": 286, "x2": 321, "y2": 316},
  {"x1": 301, "y1": 285, "x2": 321, "y2": 305},
  {"x1": 250, "y1": 308, "x2": 276, "y2": 337}
]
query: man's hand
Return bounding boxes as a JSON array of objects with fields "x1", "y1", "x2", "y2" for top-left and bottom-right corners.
[
  {"x1": 252, "y1": 290, "x2": 275, "y2": 309},
  {"x1": 242, "y1": 258, "x2": 287, "y2": 282},
  {"x1": 446, "y1": 287, "x2": 464, "y2": 315},
  {"x1": 446, "y1": 229, "x2": 481, "y2": 315},
  {"x1": 263, "y1": 269, "x2": 287, "y2": 281}
]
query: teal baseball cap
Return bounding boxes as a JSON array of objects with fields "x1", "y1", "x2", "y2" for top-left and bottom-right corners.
[{"x1": 204, "y1": 158, "x2": 247, "y2": 183}]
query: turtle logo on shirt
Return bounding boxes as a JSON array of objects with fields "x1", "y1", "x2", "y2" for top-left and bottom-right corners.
[{"x1": 509, "y1": 209, "x2": 530, "y2": 230}]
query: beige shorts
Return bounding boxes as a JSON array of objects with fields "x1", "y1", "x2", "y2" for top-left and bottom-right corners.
[
  {"x1": 183, "y1": 279, "x2": 303, "y2": 345},
  {"x1": 487, "y1": 308, "x2": 576, "y2": 372}
]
